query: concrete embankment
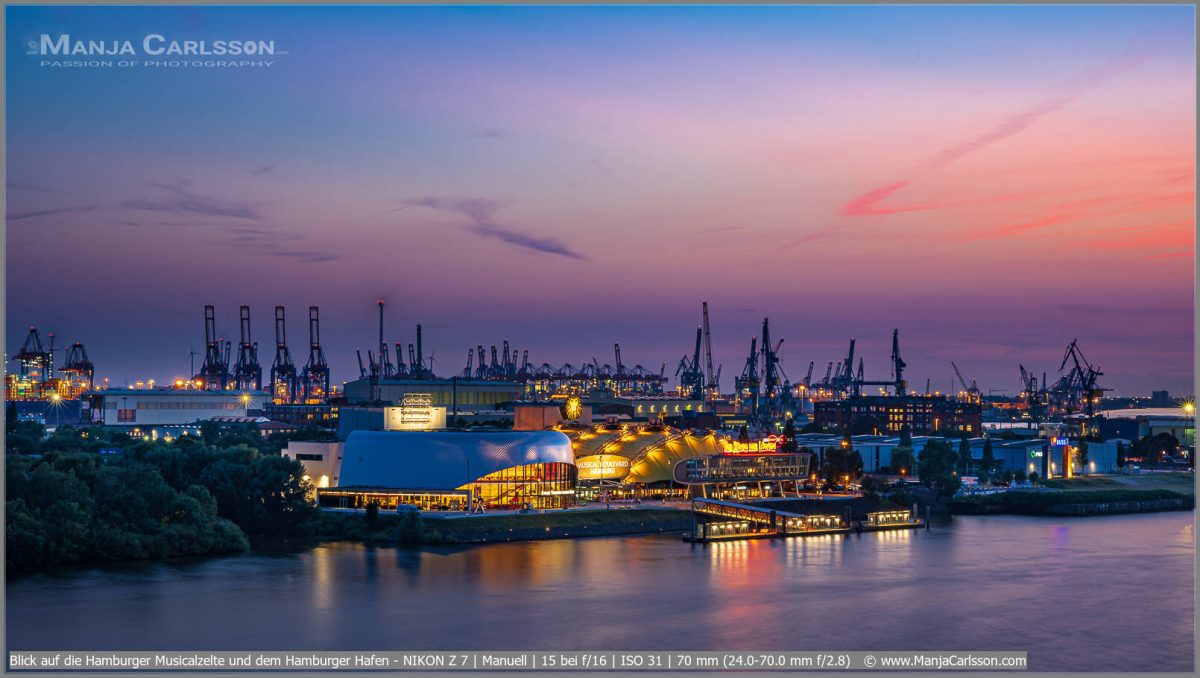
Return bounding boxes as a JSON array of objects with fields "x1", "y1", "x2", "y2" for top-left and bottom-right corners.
[{"x1": 318, "y1": 508, "x2": 692, "y2": 545}]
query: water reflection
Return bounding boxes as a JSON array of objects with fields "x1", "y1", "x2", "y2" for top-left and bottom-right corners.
[{"x1": 6, "y1": 513, "x2": 1194, "y2": 671}]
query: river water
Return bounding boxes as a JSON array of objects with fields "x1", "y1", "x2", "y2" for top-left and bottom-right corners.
[{"x1": 7, "y1": 513, "x2": 1194, "y2": 671}]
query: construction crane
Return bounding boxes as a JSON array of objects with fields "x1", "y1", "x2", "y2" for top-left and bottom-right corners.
[
  {"x1": 675, "y1": 326, "x2": 704, "y2": 400},
  {"x1": 461, "y1": 348, "x2": 474, "y2": 378},
  {"x1": 701, "y1": 302, "x2": 719, "y2": 397},
  {"x1": 269, "y1": 306, "x2": 298, "y2": 403},
  {"x1": 196, "y1": 306, "x2": 230, "y2": 390},
  {"x1": 890, "y1": 329, "x2": 907, "y2": 396},
  {"x1": 951, "y1": 361, "x2": 981, "y2": 404},
  {"x1": 735, "y1": 336, "x2": 760, "y2": 417},
  {"x1": 59, "y1": 342, "x2": 94, "y2": 393},
  {"x1": 803, "y1": 361, "x2": 814, "y2": 389},
  {"x1": 300, "y1": 306, "x2": 330, "y2": 403},
  {"x1": 820, "y1": 361, "x2": 834, "y2": 387},
  {"x1": 1019, "y1": 364, "x2": 1045, "y2": 425},
  {"x1": 1059, "y1": 339, "x2": 1106, "y2": 424},
  {"x1": 233, "y1": 305, "x2": 263, "y2": 391},
  {"x1": 13, "y1": 326, "x2": 54, "y2": 387}
]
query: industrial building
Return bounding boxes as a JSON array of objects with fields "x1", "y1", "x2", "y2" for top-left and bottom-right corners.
[
  {"x1": 319, "y1": 430, "x2": 577, "y2": 511},
  {"x1": 83, "y1": 388, "x2": 269, "y2": 427},
  {"x1": 813, "y1": 395, "x2": 982, "y2": 436},
  {"x1": 342, "y1": 377, "x2": 521, "y2": 409}
]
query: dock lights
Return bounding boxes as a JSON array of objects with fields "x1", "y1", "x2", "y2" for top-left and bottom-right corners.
[
  {"x1": 1183, "y1": 401, "x2": 1195, "y2": 415},
  {"x1": 50, "y1": 392, "x2": 61, "y2": 402}
]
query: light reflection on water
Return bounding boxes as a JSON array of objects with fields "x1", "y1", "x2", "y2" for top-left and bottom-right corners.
[{"x1": 6, "y1": 513, "x2": 1194, "y2": 671}]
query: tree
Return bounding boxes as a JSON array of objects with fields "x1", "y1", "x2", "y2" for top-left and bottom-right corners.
[
  {"x1": 1075, "y1": 441, "x2": 1090, "y2": 473},
  {"x1": 917, "y1": 439, "x2": 961, "y2": 499},
  {"x1": 738, "y1": 426, "x2": 750, "y2": 444},
  {"x1": 780, "y1": 418, "x2": 798, "y2": 453},
  {"x1": 1028, "y1": 471, "x2": 1040, "y2": 483},
  {"x1": 980, "y1": 438, "x2": 997, "y2": 482},
  {"x1": 898, "y1": 425, "x2": 913, "y2": 449},
  {"x1": 957, "y1": 434, "x2": 973, "y2": 475},
  {"x1": 1131, "y1": 433, "x2": 1179, "y2": 465},
  {"x1": 891, "y1": 446, "x2": 916, "y2": 476},
  {"x1": 1116, "y1": 441, "x2": 1127, "y2": 468},
  {"x1": 821, "y1": 441, "x2": 864, "y2": 487},
  {"x1": 859, "y1": 474, "x2": 887, "y2": 497},
  {"x1": 1013, "y1": 468, "x2": 1027, "y2": 482}
]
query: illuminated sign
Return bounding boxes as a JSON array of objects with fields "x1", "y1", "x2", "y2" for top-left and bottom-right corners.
[
  {"x1": 720, "y1": 436, "x2": 783, "y2": 454},
  {"x1": 560, "y1": 396, "x2": 583, "y2": 421},
  {"x1": 576, "y1": 454, "x2": 632, "y2": 480},
  {"x1": 384, "y1": 394, "x2": 447, "y2": 431}
]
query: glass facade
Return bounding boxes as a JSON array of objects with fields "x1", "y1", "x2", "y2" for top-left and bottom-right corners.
[
  {"x1": 317, "y1": 462, "x2": 578, "y2": 511},
  {"x1": 461, "y1": 462, "x2": 577, "y2": 510},
  {"x1": 318, "y1": 488, "x2": 470, "y2": 511},
  {"x1": 674, "y1": 453, "x2": 812, "y2": 484}
]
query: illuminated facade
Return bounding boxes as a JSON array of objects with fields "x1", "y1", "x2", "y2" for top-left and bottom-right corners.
[
  {"x1": 673, "y1": 452, "x2": 813, "y2": 500},
  {"x1": 568, "y1": 425, "x2": 721, "y2": 484},
  {"x1": 326, "y1": 430, "x2": 578, "y2": 510},
  {"x1": 282, "y1": 440, "x2": 344, "y2": 489}
]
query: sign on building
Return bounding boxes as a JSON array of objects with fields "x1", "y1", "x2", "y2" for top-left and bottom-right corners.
[{"x1": 384, "y1": 394, "x2": 447, "y2": 431}]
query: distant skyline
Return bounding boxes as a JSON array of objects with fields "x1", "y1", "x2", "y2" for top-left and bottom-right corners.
[{"x1": 5, "y1": 5, "x2": 1195, "y2": 395}]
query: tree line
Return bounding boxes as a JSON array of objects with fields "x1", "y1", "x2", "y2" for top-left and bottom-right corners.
[{"x1": 6, "y1": 419, "x2": 322, "y2": 573}]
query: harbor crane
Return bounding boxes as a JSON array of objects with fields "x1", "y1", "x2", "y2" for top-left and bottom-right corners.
[
  {"x1": 951, "y1": 361, "x2": 981, "y2": 403},
  {"x1": 270, "y1": 306, "x2": 299, "y2": 403},
  {"x1": 233, "y1": 305, "x2": 263, "y2": 391},
  {"x1": 300, "y1": 306, "x2": 330, "y2": 402},
  {"x1": 1058, "y1": 339, "x2": 1106, "y2": 424},
  {"x1": 196, "y1": 305, "x2": 230, "y2": 390}
]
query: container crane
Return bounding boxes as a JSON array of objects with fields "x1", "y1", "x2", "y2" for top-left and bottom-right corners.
[{"x1": 270, "y1": 306, "x2": 298, "y2": 403}]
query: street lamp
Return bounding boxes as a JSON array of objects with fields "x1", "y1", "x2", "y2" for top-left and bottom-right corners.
[{"x1": 49, "y1": 392, "x2": 63, "y2": 429}]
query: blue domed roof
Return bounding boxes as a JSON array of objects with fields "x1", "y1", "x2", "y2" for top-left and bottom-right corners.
[{"x1": 340, "y1": 430, "x2": 574, "y2": 490}]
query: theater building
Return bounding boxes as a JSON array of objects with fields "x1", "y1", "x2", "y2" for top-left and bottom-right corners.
[
  {"x1": 567, "y1": 424, "x2": 721, "y2": 499},
  {"x1": 317, "y1": 430, "x2": 577, "y2": 511}
]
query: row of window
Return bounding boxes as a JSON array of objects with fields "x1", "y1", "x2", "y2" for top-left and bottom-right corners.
[{"x1": 107, "y1": 401, "x2": 244, "y2": 410}]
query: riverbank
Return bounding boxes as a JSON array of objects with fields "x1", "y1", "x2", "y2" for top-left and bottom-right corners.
[
  {"x1": 316, "y1": 507, "x2": 693, "y2": 545},
  {"x1": 950, "y1": 473, "x2": 1195, "y2": 516}
]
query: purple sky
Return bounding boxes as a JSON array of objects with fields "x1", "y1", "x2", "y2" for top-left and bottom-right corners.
[{"x1": 5, "y1": 6, "x2": 1195, "y2": 396}]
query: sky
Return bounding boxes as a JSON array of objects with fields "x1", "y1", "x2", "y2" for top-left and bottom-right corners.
[{"x1": 5, "y1": 5, "x2": 1196, "y2": 396}]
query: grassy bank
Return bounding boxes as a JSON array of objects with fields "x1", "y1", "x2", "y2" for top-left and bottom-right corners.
[
  {"x1": 317, "y1": 508, "x2": 693, "y2": 545},
  {"x1": 950, "y1": 484, "x2": 1195, "y2": 516}
]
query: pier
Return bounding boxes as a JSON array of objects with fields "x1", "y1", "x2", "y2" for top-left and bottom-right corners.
[{"x1": 685, "y1": 498, "x2": 921, "y2": 543}]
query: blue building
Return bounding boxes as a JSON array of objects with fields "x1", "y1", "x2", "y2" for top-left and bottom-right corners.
[{"x1": 319, "y1": 430, "x2": 577, "y2": 511}]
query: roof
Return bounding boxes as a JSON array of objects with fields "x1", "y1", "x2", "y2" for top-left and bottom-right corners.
[
  {"x1": 340, "y1": 430, "x2": 574, "y2": 490},
  {"x1": 623, "y1": 433, "x2": 722, "y2": 485}
]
